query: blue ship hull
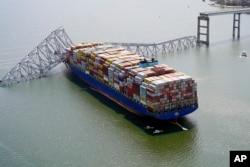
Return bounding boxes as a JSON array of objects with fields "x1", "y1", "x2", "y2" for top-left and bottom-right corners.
[{"x1": 70, "y1": 65, "x2": 198, "y2": 120}]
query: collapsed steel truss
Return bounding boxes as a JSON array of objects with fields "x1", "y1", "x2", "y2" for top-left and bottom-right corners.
[
  {"x1": 0, "y1": 27, "x2": 73, "y2": 86},
  {"x1": 0, "y1": 27, "x2": 196, "y2": 86},
  {"x1": 111, "y1": 36, "x2": 197, "y2": 59}
]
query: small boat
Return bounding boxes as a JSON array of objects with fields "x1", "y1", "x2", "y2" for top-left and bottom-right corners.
[
  {"x1": 144, "y1": 125, "x2": 154, "y2": 130},
  {"x1": 153, "y1": 129, "x2": 164, "y2": 134},
  {"x1": 241, "y1": 51, "x2": 247, "y2": 57}
]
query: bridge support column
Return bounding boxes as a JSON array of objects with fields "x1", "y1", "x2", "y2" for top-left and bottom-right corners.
[
  {"x1": 197, "y1": 16, "x2": 209, "y2": 46},
  {"x1": 233, "y1": 13, "x2": 241, "y2": 38}
]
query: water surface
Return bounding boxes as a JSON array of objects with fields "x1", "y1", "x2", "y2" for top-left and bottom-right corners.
[{"x1": 1, "y1": 0, "x2": 250, "y2": 166}]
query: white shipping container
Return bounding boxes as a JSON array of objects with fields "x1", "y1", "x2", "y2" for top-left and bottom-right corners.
[
  {"x1": 127, "y1": 78, "x2": 133, "y2": 86},
  {"x1": 97, "y1": 53, "x2": 106, "y2": 58},
  {"x1": 85, "y1": 48, "x2": 95, "y2": 54},
  {"x1": 179, "y1": 75, "x2": 192, "y2": 82},
  {"x1": 108, "y1": 68, "x2": 114, "y2": 77},
  {"x1": 110, "y1": 64, "x2": 116, "y2": 69},
  {"x1": 141, "y1": 82, "x2": 148, "y2": 87},
  {"x1": 114, "y1": 82, "x2": 120, "y2": 90},
  {"x1": 119, "y1": 81, "x2": 125, "y2": 86},
  {"x1": 137, "y1": 72, "x2": 147, "y2": 78},
  {"x1": 95, "y1": 57, "x2": 100, "y2": 64},
  {"x1": 81, "y1": 62, "x2": 86, "y2": 71},
  {"x1": 114, "y1": 66, "x2": 121, "y2": 73},
  {"x1": 135, "y1": 76, "x2": 143, "y2": 84},
  {"x1": 133, "y1": 94, "x2": 140, "y2": 102},
  {"x1": 103, "y1": 75, "x2": 109, "y2": 82}
]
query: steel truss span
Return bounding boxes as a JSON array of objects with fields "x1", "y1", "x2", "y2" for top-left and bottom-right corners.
[
  {"x1": 111, "y1": 36, "x2": 197, "y2": 59},
  {"x1": 0, "y1": 27, "x2": 73, "y2": 86},
  {"x1": 0, "y1": 28, "x2": 196, "y2": 86}
]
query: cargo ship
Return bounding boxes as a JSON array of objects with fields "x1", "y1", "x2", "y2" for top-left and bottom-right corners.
[{"x1": 63, "y1": 42, "x2": 198, "y2": 120}]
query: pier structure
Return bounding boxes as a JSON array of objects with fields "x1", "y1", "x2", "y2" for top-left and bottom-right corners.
[{"x1": 197, "y1": 8, "x2": 250, "y2": 45}]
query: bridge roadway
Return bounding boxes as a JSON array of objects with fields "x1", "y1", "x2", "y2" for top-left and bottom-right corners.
[
  {"x1": 200, "y1": 8, "x2": 250, "y2": 16},
  {"x1": 197, "y1": 8, "x2": 250, "y2": 45},
  {"x1": 0, "y1": 27, "x2": 196, "y2": 86}
]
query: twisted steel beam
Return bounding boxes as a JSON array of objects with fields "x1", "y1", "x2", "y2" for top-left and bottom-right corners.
[
  {"x1": 0, "y1": 27, "x2": 73, "y2": 86},
  {"x1": 0, "y1": 29, "x2": 196, "y2": 87},
  {"x1": 111, "y1": 36, "x2": 197, "y2": 59}
]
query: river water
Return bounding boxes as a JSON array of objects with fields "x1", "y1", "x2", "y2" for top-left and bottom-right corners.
[{"x1": 1, "y1": 0, "x2": 250, "y2": 166}]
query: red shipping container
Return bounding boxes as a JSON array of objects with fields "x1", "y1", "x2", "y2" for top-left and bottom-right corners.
[
  {"x1": 146, "y1": 94, "x2": 160, "y2": 102},
  {"x1": 69, "y1": 50, "x2": 73, "y2": 56},
  {"x1": 146, "y1": 87, "x2": 155, "y2": 94},
  {"x1": 102, "y1": 64, "x2": 109, "y2": 75},
  {"x1": 132, "y1": 82, "x2": 140, "y2": 95},
  {"x1": 127, "y1": 86, "x2": 133, "y2": 97}
]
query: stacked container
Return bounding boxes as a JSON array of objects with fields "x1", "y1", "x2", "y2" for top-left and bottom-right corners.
[{"x1": 66, "y1": 43, "x2": 198, "y2": 114}]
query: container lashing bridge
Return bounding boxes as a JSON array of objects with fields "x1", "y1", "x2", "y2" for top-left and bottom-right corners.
[{"x1": 0, "y1": 27, "x2": 196, "y2": 86}]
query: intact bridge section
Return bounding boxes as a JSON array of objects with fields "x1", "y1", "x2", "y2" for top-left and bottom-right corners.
[
  {"x1": 0, "y1": 27, "x2": 196, "y2": 86},
  {"x1": 197, "y1": 8, "x2": 250, "y2": 45}
]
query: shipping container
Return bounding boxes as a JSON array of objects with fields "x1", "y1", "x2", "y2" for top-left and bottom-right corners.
[{"x1": 65, "y1": 42, "x2": 198, "y2": 120}]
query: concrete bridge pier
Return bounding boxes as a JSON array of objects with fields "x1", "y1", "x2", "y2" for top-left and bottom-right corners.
[
  {"x1": 197, "y1": 16, "x2": 209, "y2": 45},
  {"x1": 233, "y1": 13, "x2": 241, "y2": 38}
]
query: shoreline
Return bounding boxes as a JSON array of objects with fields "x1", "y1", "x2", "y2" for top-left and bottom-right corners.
[{"x1": 209, "y1": 2, "x2": 250, "y2": 8}]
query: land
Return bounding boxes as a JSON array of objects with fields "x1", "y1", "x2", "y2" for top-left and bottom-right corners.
[{"x1": 210, "y1": 0, "x2": 250, "y2": 7}]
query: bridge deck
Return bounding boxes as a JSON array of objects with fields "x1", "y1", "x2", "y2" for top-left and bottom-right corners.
[
  {"x1": 197, "y1": 8, "x2": 250, "y2": 45},
  {"x1": 200, "y1": 8, "x2": 250, "y2": 16}
]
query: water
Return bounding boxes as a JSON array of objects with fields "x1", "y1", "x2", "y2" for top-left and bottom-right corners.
[{"x1": 1, "y1": 0, "x2": 250, "y2": 166}]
